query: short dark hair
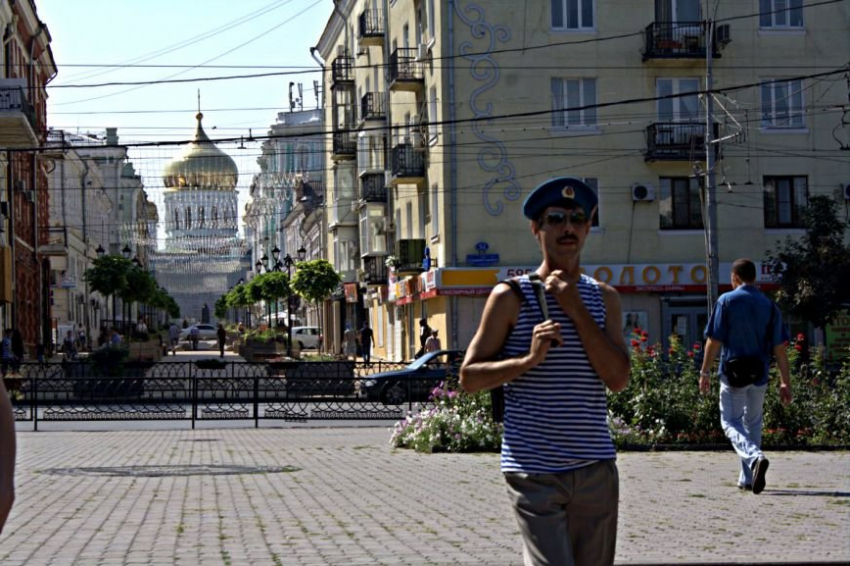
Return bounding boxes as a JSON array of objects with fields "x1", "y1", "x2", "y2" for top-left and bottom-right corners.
[{"x1": 732, "y1": 258, "x2": 757, "y2": 283}]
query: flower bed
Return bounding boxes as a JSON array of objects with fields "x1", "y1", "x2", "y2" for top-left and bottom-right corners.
[{"x1": 391, "y1": 332, "x2": 850, "y2": 453}]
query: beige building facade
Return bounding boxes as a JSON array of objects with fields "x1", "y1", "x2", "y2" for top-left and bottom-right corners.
[{"x1": 316, "y1": 0, "x2": 850, "y2": 360}]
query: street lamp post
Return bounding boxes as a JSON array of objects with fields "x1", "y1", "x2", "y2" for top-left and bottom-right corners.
[{"x1": 282, "y1": 246, "x2": 307, "y2": 358}]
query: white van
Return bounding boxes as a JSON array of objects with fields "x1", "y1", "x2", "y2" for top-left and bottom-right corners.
[{"x1": 291, "y1": 326, "x2": 321, "y2": 349}]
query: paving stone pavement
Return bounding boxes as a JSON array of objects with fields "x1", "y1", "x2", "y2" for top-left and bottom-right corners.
[{"x1": 0, "y1": 427, "x2": 847, "y2": 566}]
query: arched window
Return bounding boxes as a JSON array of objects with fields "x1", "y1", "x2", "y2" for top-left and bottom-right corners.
[
  {"x1": 211, "y1": 205, "x2": 218, "y2": 228},
  {"x1": 186, "y1": 208, "x2": 192, "y2": 229},
  {"x1": 173, "y1": 209, "x2": 180, "y2": 230},
  {"x1": 198, "y1": 206, "x2": 205, "y2": 227}
]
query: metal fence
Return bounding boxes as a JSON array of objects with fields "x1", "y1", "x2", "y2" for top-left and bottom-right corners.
[{"x1": 4, "y1": 359, "x2": 450, "y2": 429}]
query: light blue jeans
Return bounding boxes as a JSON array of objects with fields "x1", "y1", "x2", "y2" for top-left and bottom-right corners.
[{"x1": 719, "y1": 380, "x2": 767, "y2": 486}]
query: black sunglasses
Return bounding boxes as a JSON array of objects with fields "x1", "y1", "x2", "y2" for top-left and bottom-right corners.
[{"x1": 540, "y1": 210, "x2": 589, "y2": 227}]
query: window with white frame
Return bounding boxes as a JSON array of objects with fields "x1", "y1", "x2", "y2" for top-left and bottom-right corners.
[
  {"x1": 759, "y1": 0, "x2": 803, "y2": 29},
  {"x1": 552, "y1": 0, "x2": 594, "y2": 30},
  {"x1": 761, "y1": 78, "x2": 804, "y2": 128},
  {"x1": 552, "y1": 78, "x2": 597, "y2": 128}
]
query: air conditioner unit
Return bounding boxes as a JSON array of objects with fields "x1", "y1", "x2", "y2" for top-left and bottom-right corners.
[
  {"x1": 25, "y1": 190, "x2": 35, "y2": 204},
  {"x1": 843, "y1": 183, "x2": 850, "y2": 201},
  {"x1": 716, "y1": 24, "x2": 731, "y2": 46},
  {"x1": 417, "y1": 42, "x2": 429, "y2": 61},
  {"x1": 631, "y1": 183, "x2": 655, "y2": 202},
  {"x1": 357, "y1": 46, "x2": 368, "y2": 57}
]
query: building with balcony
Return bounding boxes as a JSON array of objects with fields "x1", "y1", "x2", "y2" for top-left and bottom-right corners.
[
  {"x1": 315, "y1": 0, "x2": 850, "y2": 360},
  {"x1": 0, "y1": 0, "x2": 56, "y2": 355}
]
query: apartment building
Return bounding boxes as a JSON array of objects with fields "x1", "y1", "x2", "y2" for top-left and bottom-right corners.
[
  {"x1": 0, "y1": 0, "x2": 55, "y2": 354},
  {"x1": 316, "y1": 0, "x2": 850, "y2": 359}
]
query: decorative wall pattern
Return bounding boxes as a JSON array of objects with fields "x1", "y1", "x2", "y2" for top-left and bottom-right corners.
[{"x1": 453, "y1": 2, "x2": 522, "y2": 216}]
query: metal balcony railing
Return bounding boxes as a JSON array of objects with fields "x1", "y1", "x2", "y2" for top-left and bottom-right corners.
[
  {"x1": 358, "y1": 9, "x2": 384, "y2": 41},
  {"x1": 363, "y1": 256, "x2": 388, "y2": 285},
  {"x1": 360, "y1": 92, "x2": 387, "y2": 121},
  {"x1": 397, "y1": 238, "x2": 426, "y2": 275},
  {"x1": 332, "y1": 132, "x2": 357, "y2": 158},
  {"x1": 390, "y1": 143, "x2": 425, "y2": 180},
  {"x1": 331, "y1": 55, "x2": 354, "y2": 85},
  {"x1": 389, "y1": 48, "x2": 424, "y2": 87},
  {"x1": 643, "y1": 21, "x2": 717, "y2": 60},
  {"x1": 0, "y1": 84, "x2": 38, "y2": 131},
  {"x1": 645, "y1": 122, "x2": 718, "y2": 161},
  {"x1": 360, "y1": 173, "x2": 388, "y2": 202}
]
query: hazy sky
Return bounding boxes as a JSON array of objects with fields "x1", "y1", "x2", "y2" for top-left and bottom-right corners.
[{"x1": 38, "y1": 0, "x2": 333, "y2": 242}]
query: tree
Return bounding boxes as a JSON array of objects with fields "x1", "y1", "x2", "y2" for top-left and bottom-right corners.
[
  {"x1": 85, "y1": 255, "x2": 133, "y2": 301},
  {"x1": 291, "y1": 259, "x2": 342, "y2": 351},
  {"x1": 766, "y1": 195, "x2": 850, "y2": 329},
  {"x1": 214, "y1": 295, "x2": 229, "y2": 321}
]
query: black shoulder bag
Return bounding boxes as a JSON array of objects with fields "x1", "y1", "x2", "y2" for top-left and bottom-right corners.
[
  {"x1": 490, "y1": 276, "x2": 549, "y2": 422},
  {"x1": 724, "y1": 302, "x2": 776, "y2": 388}
]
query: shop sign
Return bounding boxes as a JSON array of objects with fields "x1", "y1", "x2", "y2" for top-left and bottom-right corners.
[
  {"x1": 423, "y1": 270, "x2": 437, "y2": 292},
  {"x1": 436, "y1": 262, "x2": 777, "y2": 294},
  {"x1": 60, "y1": 275, "x2": 77, "y2": 289},
  {"x1": 344, "y1": 283, "x2": 359, "y2": 304},
  {"x1": 825, "y1": 310, "x2": 850, "y2": 361}
]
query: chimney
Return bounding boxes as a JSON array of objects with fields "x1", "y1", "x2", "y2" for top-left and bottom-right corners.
[{"x1": 105, "y1": 127, "x2": 118, "y2": 146}]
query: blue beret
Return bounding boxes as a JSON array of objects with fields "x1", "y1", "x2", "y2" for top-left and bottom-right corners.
[{"x1": 522, "y1": 177, "x2": 598, "y2": 220}]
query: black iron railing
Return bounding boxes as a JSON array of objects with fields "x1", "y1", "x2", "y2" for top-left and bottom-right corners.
[
  {"x1": 358, "y1": 9, "x2": 384, "y2": 40},
  {"x1": 645, "y1": 122, "x2": 718, "y2": 161},
  {"x1": 360, "y1": 172, "x2": 388, "y2": 201},
  {"x1": 0, "y1": 85, "x2": 38, "y2": 130},
  {"x1": 360, "y1": 92, "x2": 387, "y2": 121},
  {"x1": 5, "y1": 359, "x2": 454, "y2": 427},
  {"x1": 331, "y1": 55, "x2": 354, "y2": 84},
  {"x1": 643, "y1": 21, "x2": 717, "y2": 60},
  {"x1": 362, "y1": 256, "x2": 389, "y2": 285},
  {"x1": 391, "y1": 143, "x2": 425, "y2": 179},
  {"x1": 389, "y1": 48, "x2": 424, "y2": 85},
  {"x1": 332, "y1": 131, "x2": 357, "y2": 157}
]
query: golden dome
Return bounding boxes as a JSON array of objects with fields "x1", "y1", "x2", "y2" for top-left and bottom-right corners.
[{"x1": 162, "y1": 113, "x2": 238, "y2": 191}]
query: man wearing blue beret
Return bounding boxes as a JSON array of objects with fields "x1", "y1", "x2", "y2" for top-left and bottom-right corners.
[{"x1": 461, "y1": 177, "x2": 631, "y2": 566}]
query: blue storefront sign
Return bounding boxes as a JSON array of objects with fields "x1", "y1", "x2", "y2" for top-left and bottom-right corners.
[{"x1": 467, "y1": 254, "x2": 500, "y2": 266}]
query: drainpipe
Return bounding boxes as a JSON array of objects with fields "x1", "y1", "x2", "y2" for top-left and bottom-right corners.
[
  {"x1": 80, "y1": 160, "x2": 91, "y2": 349},
  {"x1": 3, "y1": 16, "x2": 16, "y2": 330},
  {"x1": 448, "y1": 0, "x2": 459, "y2": 349}
]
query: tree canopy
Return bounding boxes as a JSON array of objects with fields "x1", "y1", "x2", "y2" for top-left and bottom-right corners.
[
  {"x1": 291, "y1": 259, "x2": 341, "y2": 305},
  {"x1": 767, "y1": 195, "x2": 850, "y2": 328}
]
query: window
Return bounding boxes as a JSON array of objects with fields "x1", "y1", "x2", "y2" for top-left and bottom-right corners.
[
  {"x1": 659, "y1": 177, "x2": 703, "y2": 230},
  {"x1": 761, "y1": 79, "x2": 804, "y2": 128},
  {"x1": 760, "y1": 0, "x2": 803, "y2": 28},
  {"x1": 429, "y1": 183, "x2": 439, "y2": 236},
  {"x1": 552, "y1": 78, "x2": 597, "y2": 127},
  {"x1": 428, "y1": 86, "x2": 438, "y2": 140},
  {"x1": 657, "y1": 78, "x2": 700, "y2": 122},
  {"x1": 763, "y1": 176, "x2": 807, "y2": 228},
  {"x1": 552, "y1": 0, "x2": 594, "y2": 30}
]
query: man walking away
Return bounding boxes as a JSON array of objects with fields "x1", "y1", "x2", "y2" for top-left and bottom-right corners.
[
  {"x1": 425, "y1": 329, "x2": 441, "y2": 353},
  {"x1": 359, "y1": 322, "x2": 374, "y2": 363},
  {"x1": 217, "y1": 324, "x2": 227, "y2": 358},
  {"x1": 190, "y1": 326, "x2": 200, "y2": 351},
  {"x1": 700, "y1": 258, "x2": 792, "y2": 494},
  {"x1": 169, "y1": 323, "x2": 180, "y2": 355},
  {"x1": 460, "y1": 177, "x2": 630, "y2": 566}
]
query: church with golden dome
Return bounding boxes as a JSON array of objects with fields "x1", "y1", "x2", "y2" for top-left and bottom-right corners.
[{"x1": 151, "y1": 112, "x2": 249, "y2": 325}]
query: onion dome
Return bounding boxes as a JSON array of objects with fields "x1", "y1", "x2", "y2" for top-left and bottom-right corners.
[{"x1": 162, "y1": 113, "x2": 238, "y2": 191}]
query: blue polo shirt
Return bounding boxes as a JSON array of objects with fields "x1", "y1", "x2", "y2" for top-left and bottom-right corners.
[{"x1": 704, "y1": 285, "x2": 787, "y2": 386}]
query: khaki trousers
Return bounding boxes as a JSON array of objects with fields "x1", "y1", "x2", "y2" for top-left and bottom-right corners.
[{"x1": 505, "y1": 460, "x2": 619, "y2": 566}]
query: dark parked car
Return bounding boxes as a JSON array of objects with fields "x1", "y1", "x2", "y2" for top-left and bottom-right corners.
[{"x1": 359, "y1": 350, "x2": 465, "y2": 405}]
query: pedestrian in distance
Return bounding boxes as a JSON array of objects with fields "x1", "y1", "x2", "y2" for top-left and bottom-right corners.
[
  {"x1": 0, "y1": 330, "x2": 13, "y2": 378},
  {"x1": 62, "y1": 330, "x2": 78, "y2": 361},
  {"x1": 169, "y1": 322, "x2": 180, "y2": 356},
  {"x1": 416, "y1": 318, "x2": 431, "y2": 358},
  {"x1": 699, "y1": 258, "x2": 792, "y2": 495},
  {"x1": 217, "y1": 324, "x2": 227, "y2": 358},
  {"x1": 424, "y1": 329, "x2": 441, "y2": 353},
  {"x1": 460, "y1": 177, "x2": 630, "y2": 566},
  {"x1": 343, "y1": 324, "x2": 357, "y2": 361},
  {"x1": 359, "y1": 322, "x2": 374, "y2": 363},
  {"x1": 10, "y1": 330, "x2": 23, "y2": 373},
  {"x1": 190, "y1": 326, "x2": 200, "y2": 351}
]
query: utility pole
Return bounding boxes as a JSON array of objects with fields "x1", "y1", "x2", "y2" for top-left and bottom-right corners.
[{"x1": 704, "y1": 4, "x2": 720, "y2": 312}]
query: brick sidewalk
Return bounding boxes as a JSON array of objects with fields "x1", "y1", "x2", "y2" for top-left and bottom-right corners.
[{"x1": 1, "y1": 428, "x2": 847, "y2": 565}]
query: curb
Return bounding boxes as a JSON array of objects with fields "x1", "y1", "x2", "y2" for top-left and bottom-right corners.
[{"x1": 617, "y1": 443, "x2": 850, "y2": 452}]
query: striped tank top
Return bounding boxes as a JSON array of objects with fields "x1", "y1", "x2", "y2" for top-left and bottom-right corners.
[{"x1": 500, "y1": 274, "x2": 616, "y2": 473}]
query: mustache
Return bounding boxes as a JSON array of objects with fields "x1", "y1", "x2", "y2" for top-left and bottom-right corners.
[{"x1": 557, "y1": 235, "x2": 579, "y2": 244}]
